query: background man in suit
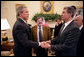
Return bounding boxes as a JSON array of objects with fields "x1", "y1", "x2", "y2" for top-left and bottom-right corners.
[
  {"x1": 12, "y1": 6, "x2": 41, "y2": 56},
  {"x1": 40, "y1": 7, "x2": 80, "y2": 56},
  {"x1": 74, "y1": 15, "x2": 83, "y2": 56},
  {"x1": 71, "y1": 5, "x2": 78, "y2": 19},
  {"x1": 31, "y1": 17, "x2": 51, "y2": 56},
  {"x1": 54, "y1": 17, "x2": 64, "y2": 38}
]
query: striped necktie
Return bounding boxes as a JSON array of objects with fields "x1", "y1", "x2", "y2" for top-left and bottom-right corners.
[{"x1": 39, "y1": 26, "x2": 43, "y2": 42}]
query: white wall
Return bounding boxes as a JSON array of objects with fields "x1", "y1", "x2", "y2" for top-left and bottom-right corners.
[
  {"x1": 54, "y1": 1, "x2": 83, "y2": 14},
  {"x1": 1, "y1": 1, "x2": 83, "y2": 39}
]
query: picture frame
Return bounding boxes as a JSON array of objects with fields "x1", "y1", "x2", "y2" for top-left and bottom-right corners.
[
  {"x1": 76, "y1": 6, "x2": 83, "y2": 16},
  {"x1": 15, "y1": 4, "x2": 25, "y2": 10},
  {"x1": 41, "y1": 1, "x2": 54, "y2": 14}
]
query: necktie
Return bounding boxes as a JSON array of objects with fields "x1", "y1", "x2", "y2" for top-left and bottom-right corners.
[
  {"x1": 59, "y1": 24, "x2": 65, "y2": 35},
  {"x1": 39, "y1": 26, "x2": 43, "y2": 42}
]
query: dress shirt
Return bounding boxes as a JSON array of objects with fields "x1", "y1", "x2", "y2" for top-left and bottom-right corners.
[
  {"x1": 72, "y1": 12, "x2": 78, "y2": 20},
  {"x1": 79, "y1": 25, "x2": 83, "y2": 30},
  {"x1": 62, "y1": 19, "x2": 73, "y2": 33},
  {"x1": 18, "y1": 17, "x2": 27, "y2": 24}
]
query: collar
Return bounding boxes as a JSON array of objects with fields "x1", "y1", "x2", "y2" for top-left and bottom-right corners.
[
  {"x1": 72, "y1": 12, "x2": 78, "y2": 20},
  {"x1": 37, "y1": 25, "x2": 43, "y2": 29},
  {"x1": 18, "y1": 17, "x2": 26, "y2": 24},
  {"x1": 64, "y1": 19, "x2": 73, "y2": 27},
  {"x1": 79, "y1": 25, "x2": 83, "y2": 30}
]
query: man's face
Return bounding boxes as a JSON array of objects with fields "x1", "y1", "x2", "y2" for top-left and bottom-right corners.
[
  {"x1": 61, "y1": 9, "x2": 71, "y2": 21},
  {"x1": 21, "y1": 8, "x2": 29, "y2": 20},
  {"x1": 37, "y1": 18, "x2": 43, "y2": 26}
]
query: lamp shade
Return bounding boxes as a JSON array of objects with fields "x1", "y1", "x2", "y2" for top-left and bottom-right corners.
[{"x1": 1, "y1": 18, "x2": 10, "y2": 30}]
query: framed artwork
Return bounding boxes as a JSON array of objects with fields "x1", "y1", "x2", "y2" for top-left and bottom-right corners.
[
  {"x1": 76, "y1": 7, "x2": 83, "y2": 16},
  {"x1": 41, "y1": 1, "x2": 54, "y2": 14},
  {"x1": 15, "y1": 4, "x2": 25, "y2": 10}
]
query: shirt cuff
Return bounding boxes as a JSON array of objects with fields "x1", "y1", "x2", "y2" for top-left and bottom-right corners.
[{"x1": 38, "y1": 42, "x2": 41, "y2": 46}]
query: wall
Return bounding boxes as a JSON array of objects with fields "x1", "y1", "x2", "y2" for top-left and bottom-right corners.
[
  {"x1": 54, "y1": 1, "x2": 83, "y2": 14},
  {"x1": 1, "y1": 1, "x2": 83, "y2": 39}
]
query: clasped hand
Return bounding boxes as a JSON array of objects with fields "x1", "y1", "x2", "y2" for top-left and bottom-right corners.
[{"x1": 40, "y1": 41, "x2": 51, "y2": 49}]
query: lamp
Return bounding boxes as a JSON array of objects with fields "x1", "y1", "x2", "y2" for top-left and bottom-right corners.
[{"x1": 1, "y1": 18, "x2": 10, "y2": 44}]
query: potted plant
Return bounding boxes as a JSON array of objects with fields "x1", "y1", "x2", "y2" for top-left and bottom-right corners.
[{"x1": 32, "y1": 13, "x2": 61, "y2": 21}]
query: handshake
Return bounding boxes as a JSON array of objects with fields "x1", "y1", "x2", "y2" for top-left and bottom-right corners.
[{"x1": 39, "y1": 41, "x2": 51, "y2": 49}]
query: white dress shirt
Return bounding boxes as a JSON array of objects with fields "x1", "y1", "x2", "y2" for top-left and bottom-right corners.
[
  {"x1": 72, "y1": 12, "x2": 78, "y2": 20},
  {"x1": 37, "y1": 26, "x2": 43, "y2": 42},
  {"x1": 79, "y1": 25, "x2": 83, "y2": 30}
]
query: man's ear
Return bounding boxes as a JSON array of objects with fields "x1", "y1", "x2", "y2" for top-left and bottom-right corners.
[
  {"x1": 19, "y1": 12, "x2": 22, "y2": 16},
  {"x1": 70, "y1": 12, "x2": 72, "y2": 17}
]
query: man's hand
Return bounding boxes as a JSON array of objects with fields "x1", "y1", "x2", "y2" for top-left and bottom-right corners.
[
  {"x1": 46, "y1": 40, "x2": 51, "y2": 44},
  {"x1": 40, "y1": 41, "x2": 46, "y2": 47},
  {"x1": 40, "y1": 42, "x2": 51, "y2": 49}
]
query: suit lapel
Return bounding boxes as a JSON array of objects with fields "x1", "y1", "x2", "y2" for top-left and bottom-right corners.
[
  {"x1": 43, "y1": 26, "x2": 45, "y2": 39},
  {"x1": 59, "y1": 21, "x2": 74, "y2": 37},
  {"x1": 34, "y1": 26, "x2": 38, "y2": 41},
  {"x1": 63, "y1": 21, "x2": 73, "y2": 34}
]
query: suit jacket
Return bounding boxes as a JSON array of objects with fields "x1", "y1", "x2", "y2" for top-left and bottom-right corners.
[
  {"x1": 27, "y1": 24, "x2": 32, "y2": 33},
  {"x1": 31, "y1": 25, "x2": 51, "y2": 55},
  {"x1": 51, "y1": 21, "x2": 80, "y2": 56},
  {"x1": 31, "y1": 25, "x2": 51, "y2": 42},
  {"x1": 12, "y1": 18, "x2": 39, "y2": 56},
  {"x1": 76, "y1": 27, "x2": 83, "y2": 56}
]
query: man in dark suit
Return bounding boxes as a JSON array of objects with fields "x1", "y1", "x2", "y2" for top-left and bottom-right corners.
[
  {"x1": 40, "y1": 7, "x2": 80, "y2": 56},
  {"x1": 74, "y1": 15, "x2": 83, "y2": 56},
  {"x1": 12, "y1": 6, "x2": 40, "y2": 56}
]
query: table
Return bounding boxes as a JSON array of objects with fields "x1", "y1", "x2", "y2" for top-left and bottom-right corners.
[{"x1": 1, "y1": 41, "x2": 14, "y2": 51}]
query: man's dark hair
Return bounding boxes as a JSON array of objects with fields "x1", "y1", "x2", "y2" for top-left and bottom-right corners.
[
  {"x1": 64, "y1": 7, "x2": 74, "y2": 18},
  {"x1": 56, "y1": 17, "x2": 61, "y2": 22},
  {"x1": 71, "y1": 6, "x2": 76, "y2": 10},
  {"x1": 35, "y1": 17, "x2": 44, "y2": 22}
]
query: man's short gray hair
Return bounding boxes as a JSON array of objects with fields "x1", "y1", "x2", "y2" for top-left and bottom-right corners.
[
  {"x1": 16, "y1": 6, "x2": 27, "y2": 17},
  {"x1": 64, "y1": 7, "x2": 75, "y2": 18}
]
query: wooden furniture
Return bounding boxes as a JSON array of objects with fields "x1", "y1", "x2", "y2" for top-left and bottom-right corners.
[{"x1": 1, "y1": 41, "x2": 14, "y2": 51}]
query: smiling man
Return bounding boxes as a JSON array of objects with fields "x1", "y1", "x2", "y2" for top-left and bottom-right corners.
[{"x1": 31, "y1": 17, "x2": 51, "y2": 56}]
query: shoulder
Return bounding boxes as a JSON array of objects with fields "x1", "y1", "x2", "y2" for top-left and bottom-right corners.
[
  {"x1": 68, "y1": 22, "x2": 80, "y2": 34},
  {"x1": 71, "y1": 21, "x2": 79, "y2": 30},
  {"x1": 43, "y1": 25, "x2": 50, "y2": 28},
  {"x1": 14, "y1": 20, "x2": 26, "y2": 30},
  {"x1": 43, "y1": 25, "x2": 51, "y2": 31},
  {"x1": 32, "y1": 25, "x2": 37, "y2": 28},
  {"x1": 32, "y1": 25, "x2": 37, "y2": 30}
]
